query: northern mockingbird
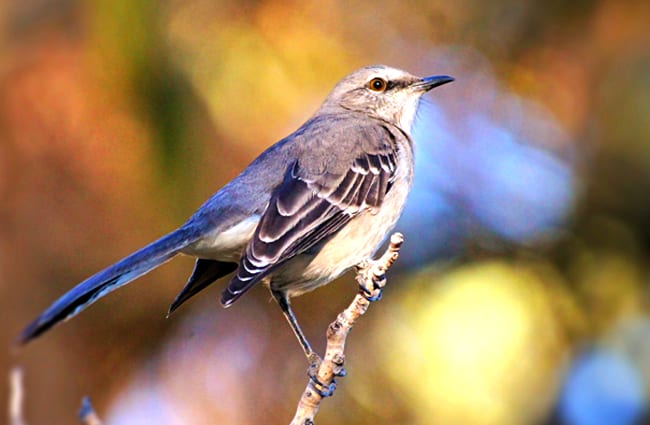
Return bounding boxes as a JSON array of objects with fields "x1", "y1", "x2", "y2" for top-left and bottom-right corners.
[{"x1": 20, "y1": 65, "x2": 453, "y2": 362}]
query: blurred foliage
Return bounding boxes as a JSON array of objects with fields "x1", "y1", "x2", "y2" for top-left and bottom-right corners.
[
  {"x1": 1, "y1": 0, "x2": 650, "y2": 424},
  {"x1": 374, "y1": 262, "x2": 574, "y2": 424}
]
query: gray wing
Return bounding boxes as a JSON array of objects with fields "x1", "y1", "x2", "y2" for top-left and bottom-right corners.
[{"x1": 221, "y1": 124, "x2": 398, "y2": 305}]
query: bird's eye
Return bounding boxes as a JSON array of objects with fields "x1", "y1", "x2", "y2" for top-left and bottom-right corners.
[{"x1": 368, "y1": 78, "x2": 387, "y2": 92}]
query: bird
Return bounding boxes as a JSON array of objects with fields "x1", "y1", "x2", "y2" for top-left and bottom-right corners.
[{"x1": 19, "y1": 65, "x2": 453, "y2": 363}]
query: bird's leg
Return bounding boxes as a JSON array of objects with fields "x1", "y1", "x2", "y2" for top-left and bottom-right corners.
[
  {"x1": 271, "y1": 289, "x2": 318, "y2": 362},
  {"x1": 271, "y1": 289, "x2": 336, "y2": 397}
]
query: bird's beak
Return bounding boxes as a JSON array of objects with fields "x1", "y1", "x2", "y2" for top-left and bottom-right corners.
[{"x1": 415, "y1": 75, "x2": 455, "y2": 92}]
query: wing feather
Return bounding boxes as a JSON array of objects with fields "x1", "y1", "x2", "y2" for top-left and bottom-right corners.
[{"x1": 222, "y1": 126, "x2": 399, "y2": 305}]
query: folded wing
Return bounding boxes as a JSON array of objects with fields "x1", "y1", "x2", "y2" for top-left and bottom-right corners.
[{"x1": 221, "y1": 135, "x2": 397, "y2": 306}]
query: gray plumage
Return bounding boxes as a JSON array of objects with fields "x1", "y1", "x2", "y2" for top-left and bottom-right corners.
[{"x1": 20, "y1": 65, "x2": 453, "y2": 354}]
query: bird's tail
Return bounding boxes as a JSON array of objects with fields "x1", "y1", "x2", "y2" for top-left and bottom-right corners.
[{"x1": 19, "y1": 226, "x2": 200, "y2": 343}]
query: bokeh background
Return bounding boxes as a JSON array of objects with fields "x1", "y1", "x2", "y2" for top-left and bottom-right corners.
[{"x1": 2, "y1": 0, "x2": 650, "y2": 424}]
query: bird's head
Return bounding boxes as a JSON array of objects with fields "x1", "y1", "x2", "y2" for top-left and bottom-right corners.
[{"x1": 322, "y1": 65, "x2": 454, "y2": 133}]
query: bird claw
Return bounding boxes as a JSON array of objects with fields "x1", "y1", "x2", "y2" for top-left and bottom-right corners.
[
  {"x1": 307, "y1": 351, "x2": 322, "y2": 367},
  {"x1": 359, "y1": 283, "x2": 383, "y2": 302},
  {"x1": 334, "y1": 367, "x2": 347, "y2": 377},
  {"x1": 308, "y1": 362, "x2": 337, "y2": 398},
  {"x1": 356, "y1": 260, "x2": 385, "y2": 302}
]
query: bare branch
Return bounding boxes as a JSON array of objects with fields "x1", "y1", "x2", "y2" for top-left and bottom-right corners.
[
  {"x1": 290, "y1": 232, "x2": 404, "y2": 425},
  {"x1": 9, "y1": 367, "x2": 27, "y2": 425},
  {"x1": 79, "y1": 397, "x2": 103, "y2": 425}
]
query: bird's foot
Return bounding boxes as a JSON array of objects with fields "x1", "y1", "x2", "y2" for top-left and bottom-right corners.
[
  {"x1": 306, "y1": 352, "x2": 342, "y2": 398},
  {"x1": 356, "y1": 233, "x2": 403, "y2": 302},
  {"x1": 307, "y1": 363, "x2": 336, "y2": 397},
  {"x1": 359, "y1": 285, "x2": 383, "y2": 302},
  {"x1": 306, "y1": 351, "x2": 322, "y2": 367},
  {"x1": 356, "y1": 259, "x2": 386, "y2": 302}
]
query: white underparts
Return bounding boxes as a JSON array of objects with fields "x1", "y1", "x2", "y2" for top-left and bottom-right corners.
[{"x1": 183, "y1": 215, "x2": 261, "y2": 261}]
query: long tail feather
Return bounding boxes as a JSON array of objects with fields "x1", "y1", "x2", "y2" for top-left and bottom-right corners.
[{"x1": 19, "y1": 227, "x2": 199, "y2": 343}]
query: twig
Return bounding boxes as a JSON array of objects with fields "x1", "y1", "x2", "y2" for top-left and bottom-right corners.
[
  {"x1": 9, "y1": 367, "x2": 27, "y2": 425},
  {"x1": 79, "y1": 397, "x2": 103, "y2": 425},
  {"x1": 290, "y1": 232, "x2": 404, "y2": 425},
  {"x1": 9, "y1": 367, "x2": 102, "y2": 425}
]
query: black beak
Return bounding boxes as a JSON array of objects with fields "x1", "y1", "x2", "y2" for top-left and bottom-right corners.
[{"x1": 416, "y1": 75, "x2": 455, "y2": 91}]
